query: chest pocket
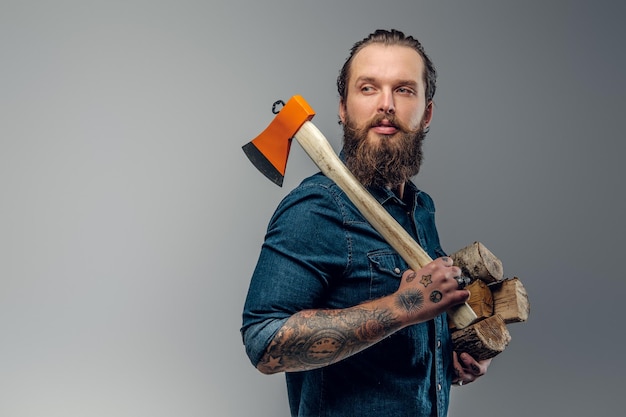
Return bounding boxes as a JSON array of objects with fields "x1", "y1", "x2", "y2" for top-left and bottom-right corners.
[{"x1": 367, "y1": 250, "x2": 407, "y2": 299}]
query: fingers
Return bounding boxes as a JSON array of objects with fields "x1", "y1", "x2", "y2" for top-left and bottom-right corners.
[
  {"x1": 437, "y1": 257, "x2": 471, "y2": 293},
  {"x1": 452, "y1": 352, "x2": 492, "y2": 386},
  {"x1": 437, "y1": 256, "x2": 457, "y2": 274},
  {"x1": 413, "y1": 256, "x2": 461, "y2": 279},
  {"x1": 436, "y1": 256, "x2": 462, "y2": 280},
  {"x1": 400, "y1": 258, "x2": 468, "y2": 297},
  {"x1": 429, "y1": 257, "x2": 469, "y2": 297}
]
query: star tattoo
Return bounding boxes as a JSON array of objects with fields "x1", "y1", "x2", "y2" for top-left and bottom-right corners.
[
  {"x1": 420, "y1": 274, "x2": 432, "y2": 287},
  {"x1": 263, "y1": 355, "x2": 283, "y2": 371}
]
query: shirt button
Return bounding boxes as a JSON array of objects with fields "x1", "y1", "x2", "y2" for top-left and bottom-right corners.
[
  {"x1": 437, "y1": 383, "x2": 442, "y2": 391},
  {"x1": 394, "y1": 267, "x2": 401, "y2": 274},
  {"x1": 437, "y1": 340, "x2": 441, "y2": 348}
]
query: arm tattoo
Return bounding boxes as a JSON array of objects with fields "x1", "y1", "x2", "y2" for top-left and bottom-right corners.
[{"x1": 259, "y1": 307, "x2": 398, "y2": 373}]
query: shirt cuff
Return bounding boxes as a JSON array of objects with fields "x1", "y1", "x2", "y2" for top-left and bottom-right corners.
[{"x1": 242, "y1": 317, "x2": 289, "y2": 366}]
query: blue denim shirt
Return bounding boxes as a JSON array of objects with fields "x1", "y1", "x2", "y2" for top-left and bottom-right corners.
[{"x1": 242, "y1": 172, "x2": 453, "y2": 417}]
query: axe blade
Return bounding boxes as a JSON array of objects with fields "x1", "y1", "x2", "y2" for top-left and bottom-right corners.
[
  {"x1": 242, "y1": 141, "x2": 288, "y2": 186},
  {"x1": 242, "y1": 95, "x2": 316, "y2": 187}
]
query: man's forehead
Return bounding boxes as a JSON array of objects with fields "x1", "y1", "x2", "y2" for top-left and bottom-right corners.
[{"x1": 349, "y1": 44, "x2": 425, "y2": 83}]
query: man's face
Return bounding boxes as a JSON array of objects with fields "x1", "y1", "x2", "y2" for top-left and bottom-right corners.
[{"x1": 339, "y1": 44, "x2": 433, "y2": 187}]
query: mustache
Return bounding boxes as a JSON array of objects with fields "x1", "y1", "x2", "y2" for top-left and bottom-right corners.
[{"x1": 347, "y1": 113, "x2": 421, "y2": 135}]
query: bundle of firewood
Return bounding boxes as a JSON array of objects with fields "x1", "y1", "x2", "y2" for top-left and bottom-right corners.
[{"x1": 448, "y1": 242, "x2": 530, "y2": 361}]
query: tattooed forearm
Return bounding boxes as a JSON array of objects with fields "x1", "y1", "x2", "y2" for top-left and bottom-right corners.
[{"x1": 257, "y1": 306, "x2": 399, "y2": 374}]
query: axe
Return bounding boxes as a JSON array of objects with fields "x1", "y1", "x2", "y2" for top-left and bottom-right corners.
[{"x1": 242, "y1": 95, "x2": 477, "y2": 329}]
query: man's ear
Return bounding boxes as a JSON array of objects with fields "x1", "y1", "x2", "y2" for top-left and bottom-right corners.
[
  {"x1": 422, "y1": 101, "x2": 434, "y2": 128},
  {"x1": 338, "y1": 99, "x2": 346, "y2": 124}
]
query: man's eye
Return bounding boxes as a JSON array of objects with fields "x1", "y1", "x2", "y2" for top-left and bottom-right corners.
[{"x1": 397, "y1": 87, "x2": 415, "y2": 95}]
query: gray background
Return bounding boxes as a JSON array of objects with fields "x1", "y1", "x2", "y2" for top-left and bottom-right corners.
[{"x1": 1, "y1": 1, "x2": 624, "y2": 416}]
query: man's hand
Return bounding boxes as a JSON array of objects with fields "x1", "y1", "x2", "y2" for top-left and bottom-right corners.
[
  {"x1": 394, "y1": 256, "x2": 470, "y2": 325},
  {"x1": 452, "y1": 351, "x2": 492, "y2": 386}
]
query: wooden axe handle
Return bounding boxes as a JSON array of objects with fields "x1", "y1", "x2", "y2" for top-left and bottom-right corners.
[{"x1": 294, "y1": 121, "x2": 477, "y2": 329}]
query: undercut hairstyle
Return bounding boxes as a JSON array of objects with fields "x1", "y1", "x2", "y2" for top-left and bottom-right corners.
[{"x1": 337, "y1": 29, "x2": 437, "y2": 104}]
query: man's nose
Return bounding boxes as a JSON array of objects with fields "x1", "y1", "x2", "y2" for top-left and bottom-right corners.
[{"x1": 378, "y1": 90, "x2": 395, "y2": 114}]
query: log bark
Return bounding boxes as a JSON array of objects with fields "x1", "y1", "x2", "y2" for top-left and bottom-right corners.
[
  {"x1": 451, "y1": 241, "x2": 503, "y2": 284},
  {"x1": 491, "y1": 277, "x2": 530, "y2": 324},
  {"x1": 451, "y1": 314, "x2": 511, "y2": 361}
]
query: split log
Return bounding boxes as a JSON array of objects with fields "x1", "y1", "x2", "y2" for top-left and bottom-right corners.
[
  {"x1": 451, "y1": 314, "x2": 511, "y2": 361},
  {"x1": 449, "y1": 280, "x2": 493, "y2": 330},
  {"x1": 466, "y1": 280, "x2": 493, "y2": 320},
  {"x1": 491, "y1": 277, "x2": 530, "y2": 324},
  {"x1": 451, "y1": 241, "x2": 503, "y2": 284}
]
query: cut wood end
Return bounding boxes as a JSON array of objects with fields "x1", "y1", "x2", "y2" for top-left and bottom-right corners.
[
  {"x1": 491, "y1": 277, "x2": 530, "y2": 323},
  {"x1": 476, "y1": 241, "x2": 504, "y2": 281},
  {"x1": 451, "y1": 241, "x2": 504, "y2": 284}
]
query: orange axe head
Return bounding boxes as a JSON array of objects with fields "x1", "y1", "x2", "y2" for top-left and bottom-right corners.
[{"x1": 242, "y1": 95, "x2": 316, "y2": 186}]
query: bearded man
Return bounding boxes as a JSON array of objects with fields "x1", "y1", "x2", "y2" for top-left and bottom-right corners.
[{"x1": 241, "y1": 29, "x2": 491, "y2": 417}]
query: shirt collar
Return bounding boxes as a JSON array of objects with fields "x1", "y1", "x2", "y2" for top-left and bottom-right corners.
[{"x1": 368, "y1": 181, "x2": 421, "y2": 209}]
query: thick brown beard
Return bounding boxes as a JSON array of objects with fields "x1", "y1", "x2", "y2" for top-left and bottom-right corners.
[{"x1": 342, "y1": 113, "x2": 426, "y2": 188}]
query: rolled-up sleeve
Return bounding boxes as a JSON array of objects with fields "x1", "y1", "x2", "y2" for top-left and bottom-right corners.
[
  {"x1": 241, "y1": 317, "x2": 289, "y2": 367},
  {"x1": 240, "y1": 177, "x2": 349, "y2": 367}
]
